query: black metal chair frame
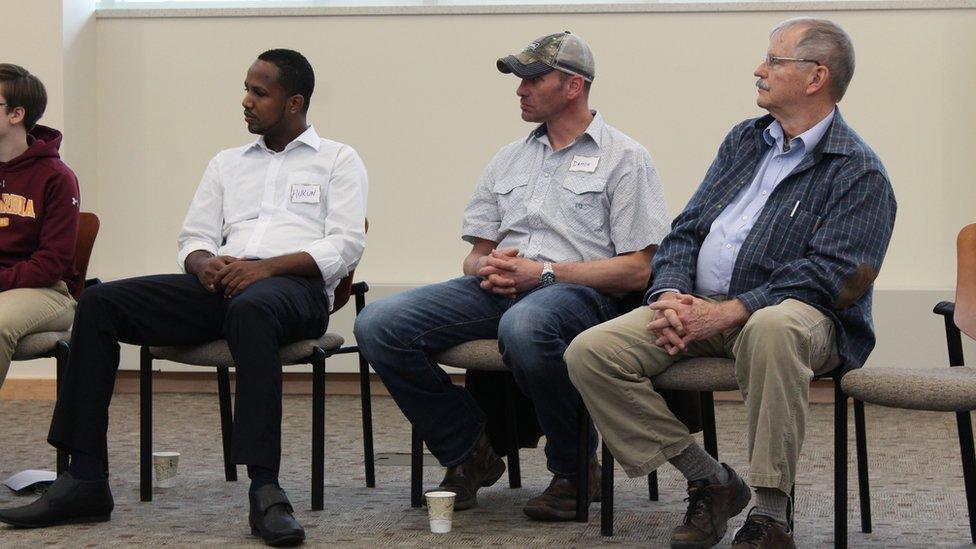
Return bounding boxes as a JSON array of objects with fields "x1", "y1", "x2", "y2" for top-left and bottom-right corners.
[
  {"x1": 138, "y1": 281, "x2": 376, "y2": 511},
  {"x1": 590, "y1": 366, "x2": 873, "y2": 549},
  {"x1": 934, "y1": 302, "x2": 976, "y2": 543}
]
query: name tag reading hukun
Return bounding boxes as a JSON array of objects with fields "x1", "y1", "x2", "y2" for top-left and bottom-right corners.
[
  {"x1": 569, "y1": 155, "x2": 600, "y2": 173},
  {"x1": 290, "y1": 183, "x2": 321, "y2": 204}
]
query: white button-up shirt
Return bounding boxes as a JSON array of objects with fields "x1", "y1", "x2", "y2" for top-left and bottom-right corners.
[{"x1": 177, "y1": 125, "x2": 368, "y2": 307}]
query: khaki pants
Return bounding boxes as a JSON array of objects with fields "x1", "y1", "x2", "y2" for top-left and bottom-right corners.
[
  {"x1": 565, "y1": 298, "x2": 840, "y2": 494},
  {"x1": 0, "y1": 282, "x2": 76, "y2": 389}
]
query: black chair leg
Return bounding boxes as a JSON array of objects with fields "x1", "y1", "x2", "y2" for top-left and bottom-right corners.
[
  {"x1": 956, "y1": 409, "x2": 976, "y2": 544},
  {"x1": 54, "y1": 341, "x2": 69, "y2": 475},
  {"x1": 216, "y1": 367, "x2": 236, "y2": 482},
  {"x1": 701, "y1": 391, "x2": 718, "y2": 459},
  {"x1": 834, "y1": 378, "x2": 848, "y2": 549},
  {"x1": 358, "y1": 352, "x2": 376, "y2": 488},
  {"x1": 648, "y1": 471, "x2": 659, "y2": 501},
  {"x1": 503, "y1": 374, "x2": 521, "y2": 488},
  {"x1": 140, "y1": 346, "x2": 153, "y2": 502},
  {"x1": 575, "y1": 400, "x2": 590, "y2": 523},
  {"x1": 311, "y1": 348, "x2": 326, "y2": 511},
  {"x1": 411, "y1": 427, "x2": 423, "y2": 508},
  {"x1": 601, "y1": 442, "x2": 614, "y2": 536},
  {"x1": 853, "y1": 399, "x2": 871, "y2": 533}
]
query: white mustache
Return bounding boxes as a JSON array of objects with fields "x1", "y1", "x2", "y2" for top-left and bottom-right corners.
[{"x1": 756, "y1": 79, "x2": 770, "y2": 91}]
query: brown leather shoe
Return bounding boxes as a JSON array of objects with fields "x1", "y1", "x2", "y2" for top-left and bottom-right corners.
[
  {"x1": 731, "y1": 510, "x2": 795, "y2": 548},
  {"x1": 522, "y1": 458, "x2": 601, "y2": 522},
  {"x1": 670, "y1": 464, "x2": 751, "y2": 548},
  {"x1": 436, "y1": 434, "x2": 505, "y2": 511}
]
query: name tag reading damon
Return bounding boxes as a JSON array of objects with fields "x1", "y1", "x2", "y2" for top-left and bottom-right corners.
[
  {"x1": 290, "y1": 183, "x2": 321, "y2": 204},
  {"x1": 569, "y1": 155, "x2": 600, "y2": 173}
]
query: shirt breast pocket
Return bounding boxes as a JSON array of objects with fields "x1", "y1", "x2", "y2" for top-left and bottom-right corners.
[
  {"x1": 768, "y1": 209, "x2": 821, "y2": 261},
  {"x1": 493, "y1": 175, "x2": 529, "y2": 226},
  {"x1": 560, "y1": 175, "x2": 608, "y2": 232}
]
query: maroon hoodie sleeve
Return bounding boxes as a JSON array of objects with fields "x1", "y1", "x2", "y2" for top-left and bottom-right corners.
[{"x1": 0, "y1": 169, "x2": 80, "y2": 291}]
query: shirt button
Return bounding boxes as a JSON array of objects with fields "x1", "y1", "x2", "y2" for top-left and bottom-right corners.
[
  {"x1": 742, "y1": 216, "x2": 748, "y2": 220},
  {"x1": 543, "y1": 172, "x2": 551, "y2": 177},
  {"x1": 761, "y1": 191, "x2": 767, "y2": 196},
  {"x1": 726, "y1": 244, "x2": 732, "y2": 249}
]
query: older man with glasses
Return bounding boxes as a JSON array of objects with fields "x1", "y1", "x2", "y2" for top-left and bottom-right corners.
[{"x1": 566, "y1": 18, "x2": 896, "y2": 548}]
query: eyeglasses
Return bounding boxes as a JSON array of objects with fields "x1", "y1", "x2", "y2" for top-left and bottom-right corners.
[{"x1": 764, "y1": 54, "x2": 822, "y2": 67}]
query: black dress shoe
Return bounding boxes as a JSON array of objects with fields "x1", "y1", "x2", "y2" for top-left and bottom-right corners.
[
  {"x1": 249, "y1": 485, "x2": 305, "y2": 547},
  {"x1": 0, "y1": 472, "x2": 113, "y2": 528}
]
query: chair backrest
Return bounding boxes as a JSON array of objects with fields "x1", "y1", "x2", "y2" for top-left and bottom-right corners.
[
  {"x1": 956, "y1": 223, "x2": 976, "y2": 340},
  {"x1": 329, "y1": 218, "x2": 368, "y2": 314},
  {"x1": 72, "y1": 212, "x2": 100, "y2": 300}
]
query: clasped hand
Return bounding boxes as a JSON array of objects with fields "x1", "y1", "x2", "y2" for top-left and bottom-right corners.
[
  {"x1": 645, "y1": 293, "x2": 728, "y2": 356},
  {"x1": 476, "y1": 248, "x2": 543, "y2": 297},
  {"x1": 196, "y1": 255, "x2": 275, "y2": 297}
]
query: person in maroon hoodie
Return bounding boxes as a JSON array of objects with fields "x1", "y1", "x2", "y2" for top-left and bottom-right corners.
[{"x1": 0, "y1": 63, "x2": 80, "y2": 389}]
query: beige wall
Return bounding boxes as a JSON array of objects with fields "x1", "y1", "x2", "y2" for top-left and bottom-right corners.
[
  {"x1": 92, "y1": 10, "x2": 976, "y2": 289},
  {"x1": 4, "y1": 6, "x2": 976, "y2": 377}
]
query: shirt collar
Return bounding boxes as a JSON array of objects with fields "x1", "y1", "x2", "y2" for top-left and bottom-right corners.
[
  {"x1": 526, "y1": 110, "x2": 604, "y2": 148},
  {"x1": 763, "y1": 108, "x2": 836, "y2": 154},
  {"x1": 248, "y1": 124, "x2": 321, "y2": 154}
]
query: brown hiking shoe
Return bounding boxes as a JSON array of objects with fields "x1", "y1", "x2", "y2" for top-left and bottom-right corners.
[
  {"x1": 436, "y1": 434, "x2": 505, "y2": 511},
  {"x1": 731, "y1": 510, "x2": 795, "y2": 548},
  {"x1": 522, "y1": 458, "x2": 601, "y2": 521},
  {"x1": 670, "y1": 464, "x2": 751, "y2": 548}
]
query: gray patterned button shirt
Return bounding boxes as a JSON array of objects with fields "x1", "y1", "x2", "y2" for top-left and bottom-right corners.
[{"x1": 462, "y1": 111, "x2": 668, "y2": 263}]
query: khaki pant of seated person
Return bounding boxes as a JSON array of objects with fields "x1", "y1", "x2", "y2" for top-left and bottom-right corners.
[
  {"x1": 566, "y1": 298, "x2": 840, "y2": 494},
  {"x1": 0, "y1": 282, "x2": 76, "y2": 389}
]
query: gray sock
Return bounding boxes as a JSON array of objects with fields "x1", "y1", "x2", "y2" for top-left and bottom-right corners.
[
  {"x1": 754, "y1": 488, "x2": 790, "y2": 525},
  {"x1": 668, "y1": 442, "x2": 729, "y2": 485}
]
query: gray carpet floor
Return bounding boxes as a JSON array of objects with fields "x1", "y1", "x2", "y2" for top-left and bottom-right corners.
[{"x1": 0, "y1": 393, "x2": 973, "y2": 548}]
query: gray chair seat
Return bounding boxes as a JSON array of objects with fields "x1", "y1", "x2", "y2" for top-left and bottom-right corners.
[
  {"x1": 12, "y1": 331, "x2": 71, "y2": 360},
  {"x1": 652, "y1": 357, "x2": 739, "y2": 392},
  {"x1": 434, "y1": 339, "x2": 508, "y2": 371},
  {"x1": 149, "y1": 333, "x2": 345, "y2": 368},
  {"x1": 841, "y1": 366, "x2": 976, "y2": 412}
]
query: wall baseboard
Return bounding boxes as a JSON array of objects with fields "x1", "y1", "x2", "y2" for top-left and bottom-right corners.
[{"x1": 1, "y1": 372, "x2": 836, "y2": 403}]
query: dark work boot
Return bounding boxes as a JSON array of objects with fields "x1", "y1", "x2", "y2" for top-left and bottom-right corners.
[
  {"x1": 523, "y1": 457, "x2": 601, "y2": 521},
  {"x1": 670, "y1": 463, "x2": 751, "y2": 548},
  {"x1": 436, "y1": 433, "x2": 505, "y2": 511}
]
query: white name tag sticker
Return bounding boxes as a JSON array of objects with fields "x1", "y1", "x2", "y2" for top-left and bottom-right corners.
[
  {"x1": 569, "y1": 155, "x2": 600, "y2": 173},
  {"x1": 290, "y1": 183, "x2": 321, "y2": 204}
]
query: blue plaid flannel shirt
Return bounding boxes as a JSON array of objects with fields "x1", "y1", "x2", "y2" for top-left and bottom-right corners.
[{"x1": 647, "y1": 111, "x2": 897, "y2": 369}]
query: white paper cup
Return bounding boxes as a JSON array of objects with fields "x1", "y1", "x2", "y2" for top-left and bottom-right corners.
[
  {"x1": 424, "y1": 490, "x2": 456, "y2": 533},
  {"x1": 152, "y1": 451, "x2": 180, "y2": 488}
]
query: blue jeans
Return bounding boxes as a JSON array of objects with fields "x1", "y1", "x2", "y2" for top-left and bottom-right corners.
[{"x1": 354, "y1": 276, "x2": 619, "y2": 475}]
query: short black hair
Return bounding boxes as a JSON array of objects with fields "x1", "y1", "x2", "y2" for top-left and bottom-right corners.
[
  {"x1": 0, "y1": 64, "x2": 47, "y2": 130},
  {"x1": 257, "y1": 49, "x2": 315, "y2": 113}
]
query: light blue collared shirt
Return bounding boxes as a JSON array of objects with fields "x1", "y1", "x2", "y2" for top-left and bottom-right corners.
[{"x1": 693, "y1": 109, "x2": 835, "y2": 296}]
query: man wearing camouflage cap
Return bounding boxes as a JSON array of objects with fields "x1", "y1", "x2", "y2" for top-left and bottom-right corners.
[{"x1": 356, "y1": 32, "x2": 669, "y2": 520}]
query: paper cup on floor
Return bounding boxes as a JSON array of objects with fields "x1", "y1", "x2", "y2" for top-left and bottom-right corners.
[
  {"x1": 424, "y1": 490, "x2": 456, "y2": 533},
  {"x1": 152, "y1": 451, "x2": 180, "y2": 488}
]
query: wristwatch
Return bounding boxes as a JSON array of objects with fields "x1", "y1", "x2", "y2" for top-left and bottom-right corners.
[{"x1": 540, "y1": 262, "x2": 556, "y2": 286}]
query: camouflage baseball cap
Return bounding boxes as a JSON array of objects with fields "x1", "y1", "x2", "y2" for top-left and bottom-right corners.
[{"x1": 497, "y1": 31, "x2": 595, "y2": 83}]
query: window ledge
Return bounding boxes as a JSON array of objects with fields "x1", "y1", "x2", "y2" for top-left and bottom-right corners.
[{"x1": 95, "y1": 0, "x2": 976, "y2": 18}]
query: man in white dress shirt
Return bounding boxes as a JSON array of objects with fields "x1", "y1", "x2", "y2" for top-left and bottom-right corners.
[{"x1": 0, "y1": 49, "x2": 367, "y2": 547}]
